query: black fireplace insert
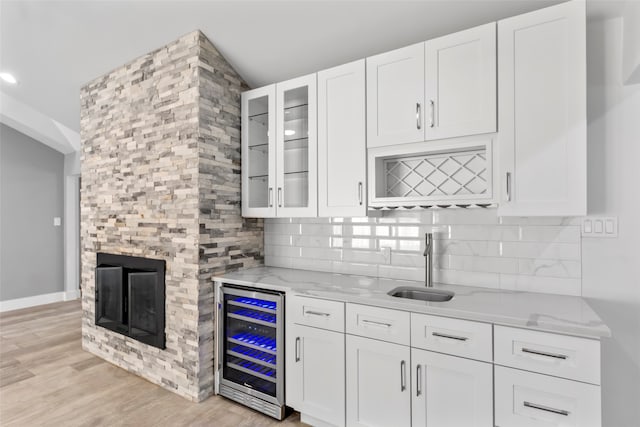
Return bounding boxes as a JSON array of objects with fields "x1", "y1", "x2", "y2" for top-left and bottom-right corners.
[{"x1": 95, "y1": 253, "x2": 165, "y2": 349}]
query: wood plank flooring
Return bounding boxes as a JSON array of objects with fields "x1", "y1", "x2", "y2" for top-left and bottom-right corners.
[{"x1": 0, "y1": 300, "x2": 306, "y2": 427}]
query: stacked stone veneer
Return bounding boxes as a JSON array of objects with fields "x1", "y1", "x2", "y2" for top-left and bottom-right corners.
[{"x1": 80, "y1": 31, "x2": 263, "y2": 402}]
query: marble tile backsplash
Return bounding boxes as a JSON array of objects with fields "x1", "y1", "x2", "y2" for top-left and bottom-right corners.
[{"x1": 264, "y1": 209, "x2": 583, "y2": 296}]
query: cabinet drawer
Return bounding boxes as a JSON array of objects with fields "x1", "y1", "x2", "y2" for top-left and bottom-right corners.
[
  {"x1": 495, "y1": 366, "x2": 601, "y2": 427},
  {"x1": 346, "y1": 304, "x2": 410, "y2": 345},
  {"x1": 289, "y1": 295, "x2": 345, "y2": 333},
  {"x1": 411, "y1": 313, "x2": 492, "y2": 362},
  {"x1": 494, "y1": 325, "x2": 600, "y2": 385}
]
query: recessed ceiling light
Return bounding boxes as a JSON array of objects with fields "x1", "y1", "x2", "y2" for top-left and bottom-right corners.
[
  {"x1": 284, "y1": 130, "x2": 295, "y2": 136},
  {"x1": 0, "y1": 72, "x2": 17, "y2": 84}
]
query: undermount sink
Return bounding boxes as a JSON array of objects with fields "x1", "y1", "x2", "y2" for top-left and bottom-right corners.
[{"x1": 388, "y1": 286, "x2": 454, "y2": 302}]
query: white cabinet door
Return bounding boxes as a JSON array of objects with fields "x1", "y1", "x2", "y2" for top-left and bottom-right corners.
[
  {"x1": 411, "y1": 348, "x2": 493, "y2": 427},
  {"x1": 346, "y1": 335, "x2": 411, "y2": 427},
  {"x1": 242, "y1": 85, "x2": 277, "y2": 217},
  {"x1": 287, "y1": 324, "x2": 345, "y2": 427},
  {"x1": 495, "y1": 366, "x2": 601, "y2": 427},
  {"x1": 276, "y1": 73, "x2": 318, "y2": 217},
  {"x1": 318, "y1": 59, "x2": 366, "y2": 217},
  {"x1": 367, "y1": 43, "x2": 425, "y2": 148},
  {"x1": 425, "y1": 23, "x2": 496, "y2": 141},
  {"x1": 498, "y1": 0, "x2": 587, "y2": 216}
]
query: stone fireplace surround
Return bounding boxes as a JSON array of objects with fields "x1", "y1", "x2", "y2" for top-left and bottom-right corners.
[{"x1": 80, "y1": 31, "x2": 263, "y2": 402}]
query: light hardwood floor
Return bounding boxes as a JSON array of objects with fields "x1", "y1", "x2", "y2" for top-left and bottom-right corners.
[{"x1": 0, "y1": 300, "x2": 306, "y2": 427}]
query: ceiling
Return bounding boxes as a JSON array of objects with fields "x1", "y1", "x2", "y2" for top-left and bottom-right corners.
[{"x1": 0, "y1": 0, "x2": 626, "y2": 137}]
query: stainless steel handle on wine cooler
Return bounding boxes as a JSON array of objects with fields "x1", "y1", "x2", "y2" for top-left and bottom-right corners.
[
  {"x1": 400, "y1": 360, "x2": 407, "y2": 391},
  {"x1": 269, "y1": 187, "x2": 273, "y2": 207},
  {"x1": 416, "y1": 103, "x2": 422, "y2": 130},
  {"x1": 295, "y1": 337, "x2": 301, "y2": 362},
  {"x1": 416, "y1": 364, "x2": 422, "y2": 396},
  {"x1": 358, "y1": 182, "x2": 363, "y2": 206},
  {"x1": 278, "y1": 187, "x2": 283, "y2": 207}
]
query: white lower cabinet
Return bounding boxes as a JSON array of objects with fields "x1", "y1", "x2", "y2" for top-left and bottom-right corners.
[
  {"x1": 411, "y1": 348, "x2": 493, "y2": 427},
  {"x1": 495, "y1": 366, "x2": 601, "y2": 427},
  {"x1": 346, "y1": 335, "x2": 411, "y2": 427},
  {"x1": 287, "y1": 324, "x2": 345, "y2": 427}
]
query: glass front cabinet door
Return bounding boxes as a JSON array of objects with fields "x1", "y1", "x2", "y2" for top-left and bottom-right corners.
[{"x1": 241, "y1": 74, "x2": 318, "y2": 218}]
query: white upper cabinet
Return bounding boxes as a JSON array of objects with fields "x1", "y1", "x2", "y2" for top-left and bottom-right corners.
[
  {"x1": 425, "y1": 23, "x2": 497, "y2": 141},
  {"x1": 276, "y1": 73, "x2": 318, "y2": 217},
  {"x1": 498, "y1": 0, "x2": 587, "y2": 216},
  {"x1": 242, "y1": 85, "x2": 277, "y2": 218},
  {"x1": 318, "y1": 59, "x2": 367, "y2": 217},
  {"x1": 367, "y1": 43, "x2": 425, "y2": 148}
]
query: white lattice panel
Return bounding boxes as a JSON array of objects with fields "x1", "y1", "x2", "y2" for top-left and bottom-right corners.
[{"x1": 384, "y1": 149, "x2": 488, "y2": 199}]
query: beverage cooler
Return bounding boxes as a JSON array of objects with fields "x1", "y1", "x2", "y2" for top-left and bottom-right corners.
[{"x1": 216, "y1": 285, "x2": 285, "y2": 419}]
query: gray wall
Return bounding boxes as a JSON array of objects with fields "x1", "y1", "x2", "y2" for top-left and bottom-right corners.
[
  {"x1": 583, "y1": 16, "x2": 640, "y2": 427},
  {"x1": 0, "y1": 123, "x2": 64, "y2": 301}
]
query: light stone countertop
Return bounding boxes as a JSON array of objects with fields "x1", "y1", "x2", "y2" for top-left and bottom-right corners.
[{"x1": 214, "y1": 266, "x2": 611, "y2": 339}]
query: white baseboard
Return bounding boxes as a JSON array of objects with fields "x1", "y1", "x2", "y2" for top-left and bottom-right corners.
[
  {"x1": 0, "y1": 290, "x2": 79, "y2": 313},
  {"x1": 64, "y1": 289, "x2": 81, "y2": 301}
]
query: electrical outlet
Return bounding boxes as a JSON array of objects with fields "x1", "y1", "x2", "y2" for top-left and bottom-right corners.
[
  {"x1": 582, "y1": 216, "x2": 617, "y2": 238},
  {"x1": 53, "y1": 217, "x2": 62, "y2": 227}
]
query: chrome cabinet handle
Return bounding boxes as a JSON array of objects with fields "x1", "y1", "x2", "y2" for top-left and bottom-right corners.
[
  {"x1": 521, "y1": 348, "x2": 568, "y2": 360},
  {"x1": 358, "y1": 182, "x2": 363, "y2": 206},
  {"x1": 295, "y1": 337, "x2": 301, "y2": 362},
  {"x1": 400, "y1": 360, "x2": 407, "y2": 391},
  {"x1": 361, "y1": 319, "x2": 392, "y2": 328},
  {"x1": 505, "y1": 172, "x2": 512, "y2": 202},
  {"x1": 432, "y1": 332, "x2": 469, "y2": 341},
  {"x1": 429, "y1": 100, "x2": 435, "y2": 128},
  {"x1": 268, "y1": 187, "x2": 273, "y2": 207},
  {"x1": 416, "y1": 103, "x2": 421, "y2": 129},
  {"x1": 277, "y1": 187, "x2": 283, "y2": 207},
  {"x1": 524, "y1": 401, "x2": 569, "y2": 416},
  {"x1": 416, "y1": 364, "x2": 422, "y2": 396},
  {"x1": 304, "y1": 310, "x2": 330, "y2": 317}
]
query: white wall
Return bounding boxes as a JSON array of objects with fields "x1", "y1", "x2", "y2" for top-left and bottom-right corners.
[
  {"x1": 622, "y1": 1, "x2": 640, "y2": 84},
  {"x1": 583, "y1": 15, "x2": 640, "y2": 427}
]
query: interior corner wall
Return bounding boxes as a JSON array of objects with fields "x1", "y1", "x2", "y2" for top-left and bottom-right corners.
[
  {"x1": 0, "y1": 123, "x2": 65, "y2": 302},
  {"x1": 583, "y1": 16, "x2": 640, "y2": 427}
]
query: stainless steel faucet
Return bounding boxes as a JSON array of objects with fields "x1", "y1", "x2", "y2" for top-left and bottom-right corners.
[{"x1": 423, "y1": 233, "x2": 433, "y2": 287}]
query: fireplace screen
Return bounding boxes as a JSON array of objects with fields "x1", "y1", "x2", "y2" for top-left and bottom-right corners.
[{"x1": 95, "y1": 253, "x2": 165, "y2": 349}]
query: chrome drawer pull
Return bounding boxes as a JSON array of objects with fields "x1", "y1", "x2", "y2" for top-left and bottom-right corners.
[
  {"x1": 416, "y1": 103, "x2": 422, "y2": 130},
  {"x1": 429, "y1": 100, "x2": 435, "y2": 128},
  {"x1": 524, "y1": 401, "x2": 570, "y2": 416},
  {"x1": 400, "y1": 360, "x2": 407, "y2": 391},
  {"x1": 361, "y1": 319, "x2": 392, "y2": 328},
  {"x1": 304, "y1": 310, "x2": 330, "y2": 317},
  {"x1": 416, "y1": 364, "x2": 422, "y2": 397},
  {"x1": 295, "y1": 337, "x2": 301, "y2": 362},
  {"x1": 521, "y1": 348, "x2": 568, "y2": 360},
  {"x1": 432, "y1": 332, "x2": 468, "y2": 341}
]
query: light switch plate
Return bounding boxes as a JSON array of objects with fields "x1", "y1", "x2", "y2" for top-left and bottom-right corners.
[
  {"x1": 53, "y1": 217, "x2": 62, "y2": 227},
  {"x1": 582, "y1": 216, "x2": 618, "y2": 238}
]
